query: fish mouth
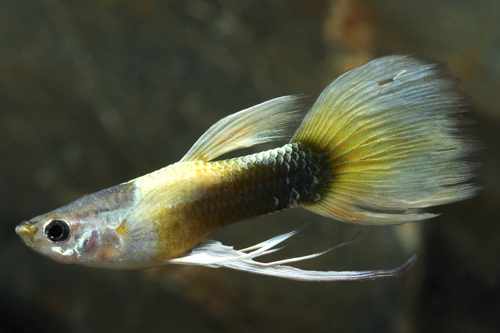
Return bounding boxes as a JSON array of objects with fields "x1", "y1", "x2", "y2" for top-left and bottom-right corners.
[{"x1": 15, "y1": 221, "x2": 37, "y2": 244}]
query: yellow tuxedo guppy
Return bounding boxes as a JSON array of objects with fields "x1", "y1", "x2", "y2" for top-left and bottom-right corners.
[{"x1": 16, "y1": 55, "x2": 478, "y2": 281}]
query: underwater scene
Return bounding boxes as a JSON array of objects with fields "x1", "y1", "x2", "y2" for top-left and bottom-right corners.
[{"x1": 1, "y1": 1, "x2": 498, "y2": 332}]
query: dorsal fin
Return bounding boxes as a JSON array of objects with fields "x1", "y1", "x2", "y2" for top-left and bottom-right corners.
[{"x1": 180, "y1": 95, "x2": 308, "y2": 162}]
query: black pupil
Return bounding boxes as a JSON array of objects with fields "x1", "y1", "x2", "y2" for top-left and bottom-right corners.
[
  {"x1": 45, "y1": 220, "x2": 70, "y2": 242},
  {"x1": 50, "y1": 224, "x2": 63, "y2": 238}
]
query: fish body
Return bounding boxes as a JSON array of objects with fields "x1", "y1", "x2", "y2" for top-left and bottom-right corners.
[
  {"x1": 16, "y1": 55, "x2": 479, "y2": 280},
  {"x1": 20, "y1": 142, "x2": 328, "y2": 268},
  {"x1": 137, "y1": 143, "x2": 329, "y2": 263}
]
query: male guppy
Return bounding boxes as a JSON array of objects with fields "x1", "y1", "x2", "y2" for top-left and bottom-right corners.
[{"x1": 16, "y1": 55, "x2": 478, "y2": 281}]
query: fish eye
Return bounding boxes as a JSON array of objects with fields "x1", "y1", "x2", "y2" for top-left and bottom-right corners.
[{"x1": 44, "y1": 220, "x2": 70, "y2": 243}]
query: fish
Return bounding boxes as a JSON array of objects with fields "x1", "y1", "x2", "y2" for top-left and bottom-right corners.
[{"x1": 16, "y1": 55, "x2": 479, "y2": 281}]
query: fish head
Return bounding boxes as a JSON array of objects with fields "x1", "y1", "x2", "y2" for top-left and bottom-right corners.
[
  {"x1": 15, "y1": 185, "x2": 133, "y2": 267},
  {"x1": 16, "y1": 212, "x2": 79, "y2": 264},
  {"x1": 15, "y1": 209, "x2": 112, "y2": 265}
]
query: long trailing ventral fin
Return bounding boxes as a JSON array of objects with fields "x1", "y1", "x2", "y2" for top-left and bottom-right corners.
[
  {"x1": 168, "y1": 226, "x2": 417, "y2": 281},
  {"x1": 180, "y1": 95, "x2": 309, "y2": 162}
]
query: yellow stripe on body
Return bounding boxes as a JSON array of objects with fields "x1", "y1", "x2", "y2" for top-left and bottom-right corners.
[{"x1": 126, "y1": 143, "x2": 330, "y2": 263}]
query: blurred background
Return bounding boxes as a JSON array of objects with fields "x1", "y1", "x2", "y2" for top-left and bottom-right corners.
[{"x1": 0, "y1": 0, "x2": 498, "y2": 332}]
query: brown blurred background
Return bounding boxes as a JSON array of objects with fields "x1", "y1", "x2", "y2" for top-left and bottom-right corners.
[{"x1": 0, "y1": 0, "x2": 498, "y2": 332}]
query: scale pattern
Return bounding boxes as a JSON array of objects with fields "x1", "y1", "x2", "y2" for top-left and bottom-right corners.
[{"x1": 178, "y1": 142, "x2": 331, "y2": 235}]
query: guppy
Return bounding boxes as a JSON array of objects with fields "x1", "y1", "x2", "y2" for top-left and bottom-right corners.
[{"x1": 16, "y1": 55, "x2": 478, "y2": 281}]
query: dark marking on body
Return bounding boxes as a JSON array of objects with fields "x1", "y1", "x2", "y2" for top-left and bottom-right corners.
[{"x1": 177, "y1": 143, "x2": 332, "y2": 236}]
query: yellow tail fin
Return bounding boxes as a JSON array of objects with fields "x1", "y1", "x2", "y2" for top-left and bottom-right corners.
[{"x1": 292, "y1": 55, "x2": 478, "y2": 224}]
